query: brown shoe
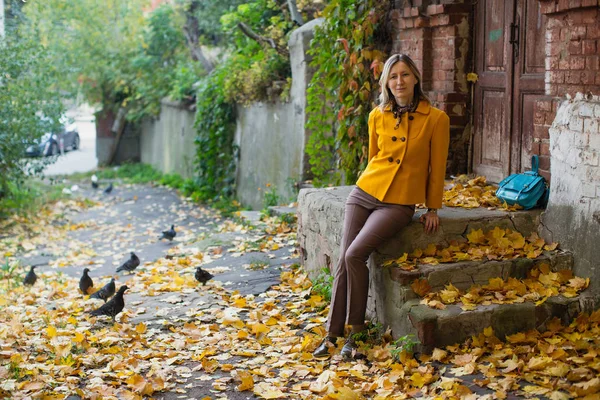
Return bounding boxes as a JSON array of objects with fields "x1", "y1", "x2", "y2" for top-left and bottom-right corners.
[{"x1": 313, "y1": 336, "x2": 337, "y2": 358}]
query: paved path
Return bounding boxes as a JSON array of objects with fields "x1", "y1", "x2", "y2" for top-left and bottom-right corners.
[{"x1": 16, "y1": 182, "x2": 299, "y2": 399}]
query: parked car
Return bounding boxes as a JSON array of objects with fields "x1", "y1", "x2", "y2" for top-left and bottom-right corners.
[{"x1": 25, "y1": 116, "x2": 80, "y2": 157}]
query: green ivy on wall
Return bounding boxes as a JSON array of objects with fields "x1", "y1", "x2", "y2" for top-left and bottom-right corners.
[
  {"x1": 193, "y1": 64, "x2": 238, "y2": 201},
  {"x1": 305, "y1": 0, "x2": 389, "y2": 186}
]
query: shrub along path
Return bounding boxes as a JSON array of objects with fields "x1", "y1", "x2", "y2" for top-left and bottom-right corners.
[{"x1": 0, "y1": 182, "x2": 598, "y2": 399}]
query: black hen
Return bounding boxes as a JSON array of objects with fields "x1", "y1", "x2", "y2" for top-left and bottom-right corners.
[
  {"x1": 116, "y1": 252, "x2": 140, "y2": 273},
  {"x1": 79, "y1": 268, "x2": 94, "y2": 295},
  {"x1": 159, "y1": 225, "x2": 176, "y2": 241},
  {"x1": 23, "y1": 266, "x2": 38, "y2": 286},
  {"x1": 195, "y1": 267, "x2": 213, "y2": 286},
  {"x1": 89, "y1": 285, "x2": 128, "y2": 322},
  {"x1": 89, "y1": 277, "x2": 116, "y2": 302},
  {"x1": 103, "y1": 183, "x2": 113, "y2": 194}
]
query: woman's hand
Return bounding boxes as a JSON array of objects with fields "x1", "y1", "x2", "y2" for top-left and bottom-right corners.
[{"x1": 419, "y1": 211, "x2": 440, "y2": 234}]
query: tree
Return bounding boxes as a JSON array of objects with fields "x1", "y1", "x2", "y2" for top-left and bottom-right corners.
[{"x1": 0, "y1": 37, "x2": 64, "y2": 201}]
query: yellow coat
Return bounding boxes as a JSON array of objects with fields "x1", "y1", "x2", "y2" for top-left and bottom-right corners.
[{"x1": 356, "y1": 100, "x2": 450, "y2": 209}]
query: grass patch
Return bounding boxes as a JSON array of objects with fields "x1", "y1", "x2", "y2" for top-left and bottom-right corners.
[
  {"x1": 0, "y1": 179, "x2": 69, "y2": 218},
  {"x1": 311, "y1": 267, "x2": 334, "y2": 303}
]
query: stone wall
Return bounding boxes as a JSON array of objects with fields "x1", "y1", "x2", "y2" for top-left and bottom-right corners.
[
  {"x1": 532, "y1": 1, "x2": 600, "y2": 181},
  {"x1": 540, "y1": 93, "x2": 600, "y2": 308},
  {"x1": 140, "y1": 99, "x2": 197, "y2": 179}
]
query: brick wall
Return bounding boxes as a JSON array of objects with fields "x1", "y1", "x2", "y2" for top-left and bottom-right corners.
[
  {"x1": 533, "y1": 0, "x2": 600, "y2": 181},
  {"x1": 390, "y1": 0, "x2": 472, "y2": 175}
]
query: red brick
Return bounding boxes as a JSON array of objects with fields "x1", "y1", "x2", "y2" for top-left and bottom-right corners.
[
  {"x1": 534, "y1": 124, "x2": 551, "y2": 140},
  {"x1": 582, "y1": 0, "x2": 600, "y2": 6},
  {"x1": 559, "y1": 57, "x2": 571, "y2": 69},
  {"x1": 430, "y1": 14, "x2": 450, "y2": 26},
  {"x1": 411, "y1": 7, "x2": 419, "y2": 17},
  {"x1": 569, "y1": 40, "x2": 583, "y2": 54},
  {"x1": 403, "y1": 7, "x2": 412, "y2": 18},
  {"x1": 540, "y1": 170, "x2": 551, "y2": 183},
  {"x1": 545, "y1": 111, "x2": 556, "y2": 125},
  {"x1": 589, "y1": 56, "x2": 600, "y2": 70},
  {"x1": 534, "y1": 111, "x2": 546, "y2": 125},
  {"x1": 537, "y1": 100, "x2": 553, "y2": 112},
  {"x1": 549, "y1": 70, "x2": 565, "y2": 83},
  {"x1": 571, "y1": 26, "x2": 587, "y2": 40},
  {"x1": 547, "y1": 17, "x2": 564, "y2": 29},
  {"x1": 406, "y1": 19, "x2": 414, "y2": 28},
  {"x1": 581, "y1": 70, "x2": 596, "y2": 84},
  {"x1": 415, "y1": 17, "x2": 428, "y2": 28},
  {"x1": 548, "y1": 56, "x2": 561, "y2": 70},
  {"x1": 540, "y1": 1, "x2": 557, "y2": 14},
  {"x1": 539, "y1": 155, "x2": 551, "y2": 171},
  {"x1": 546, "y1": 28, "x2": 561, "y2": 43},
  {"x1": 582, "y1": 9, "x2": 598, "y2": 24},
  {"x1": 583, "y1": 39, "x2": 598, "y2": 54},
  {"x1": 426, "y1": 4, "x2": 437, "y2": 15},
  {"x1": 570, "y1": 56, "x2": 586, "y2": 70},
  {"x1": 558, "y1": 0, "x2": 572, "y2": 12},
  {"x1": 566, "y1": 71, "x2": 581, "y2": 84},
  {"x1": 568, "y1": 9, "x2": 587, "y2": 25},
  {"x1": 552, "y1": 100, "x2": 561, "y2": 113},
  {"x1": 531, "y1": 141, "x2": 541, "y2": 155},
  {"x1": 587, "y1": 24, "x2": 600, "y2": 39}
]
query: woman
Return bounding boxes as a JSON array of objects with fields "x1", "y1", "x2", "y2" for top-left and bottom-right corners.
[{"x1": 313, "y1": 54, "x2": 450, "y2": 359}]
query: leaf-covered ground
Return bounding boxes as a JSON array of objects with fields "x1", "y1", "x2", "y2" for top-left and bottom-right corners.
[{"x1": 0, "y1": 182, "x2": 598, "y2": 399}]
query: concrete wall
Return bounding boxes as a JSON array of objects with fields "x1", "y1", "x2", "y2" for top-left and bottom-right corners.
[
  {"x1": 540, "y1": 93, "x2": 600, "y2": 309},
  {"x1": 140, "y1": 99, "x2": 197, "y2": 179},
  {"x1": 235, "y1": 19, "x2": 323, "y2": 209}
]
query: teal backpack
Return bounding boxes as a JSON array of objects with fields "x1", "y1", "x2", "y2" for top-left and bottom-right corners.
[{"x1": 495, "y1": 155, "x2": 549, "y2": 210}]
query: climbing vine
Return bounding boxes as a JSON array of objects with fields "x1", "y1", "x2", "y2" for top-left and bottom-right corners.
[
  {"x1": 192, "y1": 64, "x2": 238, "y2": 201},
  {"x1": 305, "y1": 0, "x2": 389, "y2": 186}
]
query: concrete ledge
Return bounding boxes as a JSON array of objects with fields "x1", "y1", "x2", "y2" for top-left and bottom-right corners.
[
  {"x1": 404, "y1": 295, "x2": 582, "y2": 352},
  {"x1": 298, "y1": 186, "x2": 543, "y2": 278},
  {"x1": 384, "y1": 251, "x2": 573, "y2": 291}
]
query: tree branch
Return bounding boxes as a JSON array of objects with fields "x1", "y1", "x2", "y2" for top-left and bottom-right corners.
[
  {"x1": 182, "y1": 0, "x2": 214, "y2": 73},
  {"x1": 237, "y1": 22, "x2": 289, "y2": 57}
]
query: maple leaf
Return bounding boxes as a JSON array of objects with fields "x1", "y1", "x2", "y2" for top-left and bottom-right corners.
[
  {"x1": 467, "y1": 229, "x2": 486, "y2": 244},
  {"x1": 410, "y1": 278, "x2": 431, "y2": 297},
  {"x1": 235, "y1": 370, "x2": 254, "y2": 391},
  {"x1": 423, "y1": 244, "x2": 437, "y2": 257}
]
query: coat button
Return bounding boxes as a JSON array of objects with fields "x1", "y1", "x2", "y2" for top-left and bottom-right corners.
[
  {"x1": 396, "y1": 159, "x2": 400, "y2": 164},
  {"x1": 392, "y1": 136, "x2": 397, "y2": 141},
  {"x1": 388, "y1": 157, "x2": 394, "y2": 162},
  {"x1": 408, "y1": 115, "x2": 414, "y2": 120},
  {"x1": 401, "y1": 137, "x2": 406, "y2": 142}
]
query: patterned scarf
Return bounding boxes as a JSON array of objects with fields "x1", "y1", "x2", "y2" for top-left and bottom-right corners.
[{"x1": 391, "y1": 99, "x2": 418, "y2": 129}]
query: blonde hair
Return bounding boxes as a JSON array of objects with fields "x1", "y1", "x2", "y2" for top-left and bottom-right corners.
[{"x1": 378, "y1": 54, "x2": 430, "y2": 112}]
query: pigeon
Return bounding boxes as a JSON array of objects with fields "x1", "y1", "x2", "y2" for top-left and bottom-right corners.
[
  {"x1": 89, "y1": 277, "x2": 116, "y2": 302},
  {"x1": 89, "y1": 285, "x2": 128, "y2": 322},
  {"x1": 103, "y1": 183, "x2": 113, "y2": 194},
  {"x1": 79, "y1": 268, "x2": 94, "y2": 295},
  {"x1": 159, "y1": 225, "x2": 176, "y2": 241},
  {"x1": 23, "y1": 266, "x2": 38, "y2": 286},
  {"x1": 195, "y1": 267, "x2": 213, "y2": 286},
  {"x1": 116, "y1": 252, "x2": 140, "y2": 273},
  {"x1": 91, "y1": 174, "x2": 99, "y2": 189}
]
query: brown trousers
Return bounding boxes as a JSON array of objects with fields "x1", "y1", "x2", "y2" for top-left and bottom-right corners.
[{"x1": 326, "y1": 187, "x2": 415, "y2": 336}]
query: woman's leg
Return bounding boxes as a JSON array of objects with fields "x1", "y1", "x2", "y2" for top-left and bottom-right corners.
[
  {"x1": 325, "y1": 192, "x2": 374, "y2": 337},
  {"x1": 345, "y1": 204, "x2": 415, "y2": 328}
]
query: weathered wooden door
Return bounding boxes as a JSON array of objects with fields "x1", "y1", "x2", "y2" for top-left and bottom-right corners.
[{"x1": 472, "y1": 0, "x2": 546, "y2": 182}]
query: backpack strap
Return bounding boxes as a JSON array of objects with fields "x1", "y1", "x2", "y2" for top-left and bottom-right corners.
[{"x1": 531, "y1": 155, "x2": 540, "y2": 174}]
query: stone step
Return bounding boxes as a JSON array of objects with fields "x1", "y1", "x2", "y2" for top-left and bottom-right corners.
[
  {"x1": 297, "y1": 186, "x2": 543, "y2": 278},
  {"x1": 380, "y1": 250, "x2": 574, "y2": 293},
  {"x1": 401, "y1": 295, "x2": 582, "y2": 353}
]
